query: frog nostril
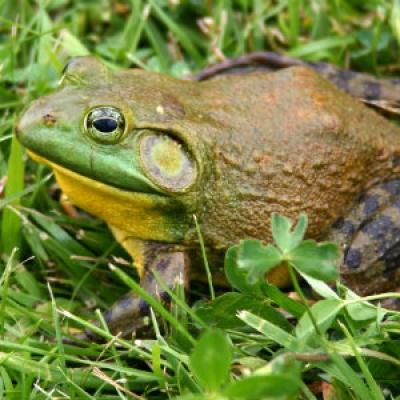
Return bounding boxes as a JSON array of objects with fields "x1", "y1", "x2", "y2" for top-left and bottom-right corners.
[{"x1": 43, "y1": 114, "x2": 57, "y2": 125}]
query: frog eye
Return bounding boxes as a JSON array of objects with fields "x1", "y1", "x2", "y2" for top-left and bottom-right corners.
[
  {"x1": 84, "y1": 107, "x2": 126, "y2": 144},
  {"x1": 140, "y1": 133, "x2": 196, "y2": 191}
]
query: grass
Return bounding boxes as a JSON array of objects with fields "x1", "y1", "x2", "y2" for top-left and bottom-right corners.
[{"x1": 1, "y1": 0, "x2": 400, "y2": 398}]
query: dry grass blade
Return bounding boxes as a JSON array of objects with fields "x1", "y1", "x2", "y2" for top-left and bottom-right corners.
[{"x1": 362, "y1": 99, "x2": 400, "y2": 116}]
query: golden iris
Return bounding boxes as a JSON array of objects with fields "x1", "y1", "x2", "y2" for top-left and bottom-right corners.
[{"x1": 84, "y1": 107, "x2": 126, "y2": 144}]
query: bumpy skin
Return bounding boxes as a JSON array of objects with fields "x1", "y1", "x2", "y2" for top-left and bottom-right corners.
[
  {"x1": 16, "y1": 55, "x2": 400, "y2": 338},
  {"x1": 195, "y1": 51, "x2": 400, "y2": 104}
]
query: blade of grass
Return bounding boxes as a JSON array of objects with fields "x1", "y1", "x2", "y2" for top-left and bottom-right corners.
[
  {"x1": 316, "y1": 349, "x2": 376, "y2": 400},
  {"x1": 1, "y1": 133, "x2": 24, "y2": 256},
  {"x1": 237, "y1": 310, "x2": 304, "y2": 352},
  {"x1": 147, "y1": 0, "x2": 203, "y2": 63},
  {"x1": 288, "y1": 0, "x2": 300, "y2": 47},
  {"x1": 339, "y1": 321, "x2": 385, "y2": 400},
  {"x1": 117, "y1": 1, "x2": 150, "y2": 59},
  {"x1": 288, "y1": 35, "x2": 356, "y2": 59}
]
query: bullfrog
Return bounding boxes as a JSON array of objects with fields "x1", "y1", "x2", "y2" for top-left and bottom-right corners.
[{"x1": 16, "y1": 55, "x2": 400, "y2": 339}]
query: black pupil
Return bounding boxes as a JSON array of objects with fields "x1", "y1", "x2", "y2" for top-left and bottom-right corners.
[{"x1": 93, "y1": 118, "x2": 118, "y2": 133}]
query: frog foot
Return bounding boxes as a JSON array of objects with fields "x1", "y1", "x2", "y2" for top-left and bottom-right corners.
[
  {"x1": 66, "y1": 249, "x2": 188, "y2": 343},
  {"x1": 324, "y1": 179, "x2": 400, "y2": 305}
]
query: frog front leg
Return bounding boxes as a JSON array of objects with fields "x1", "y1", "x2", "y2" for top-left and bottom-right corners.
[
  {"x1": 83, "y1": 235, "x2": 189, "y2": 341},
  {"x1": 322, "y1": 180, "x2": 400, "y2": 306}
]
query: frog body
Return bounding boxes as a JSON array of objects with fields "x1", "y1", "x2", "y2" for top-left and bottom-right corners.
[{"x1": 16, "y1": 56, "x2": 400, "y2": 338}]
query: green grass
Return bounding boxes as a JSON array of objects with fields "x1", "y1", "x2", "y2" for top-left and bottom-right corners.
[{"x1": 1, "y1": 0, "x2": 400, "y2": 398}]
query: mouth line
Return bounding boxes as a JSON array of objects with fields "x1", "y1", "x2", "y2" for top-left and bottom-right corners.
[{"x1": 27, "y1": 150, "x2": 166, "y2": 197}]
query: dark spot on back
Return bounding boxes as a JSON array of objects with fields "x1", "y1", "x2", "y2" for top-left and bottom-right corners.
[
  {"x1": 362, "y1": 209, "x2": 400, "y2": 256},
  {"x1": 355, "y1": 189, "x2": 367, "y2": 203},
  {"x1": 331, "y1": 216, "x2": 356, "y2": 237},
  {"x1": 331, "y1": 216, "x2": 344, "y2": 229},
  {"x1": 361, "y1": 214, "x2": 395, "y2": 243},
  {"x1": 138, "y1": 298, "x2": 150, "y2": 316},
  {"x1": 337, "y1": 69, "x2": 358, "y2": 79},
  {"x1": 363, "y1": 81, "x2": 381, "y2": 100},
  {"x1": 362, "y1": 195, "x2": 380, "y2": 218},
  {"x1": 155, "y1": 256, "x2": 172, "y2": 273},
  {"x1": 160, "y1": 291, "x2": 171, "y2": 303},
  {"x1": 103, "y1": 295, "x2": 136, "y2": 322},
  {"x1": 117, "y1": 295, "x2": 134, "y2": 309},
  {"x1": 382, "y1": 243, "x2": 400, "y2": 279},
  {"x1": 345, "y1": 248, "x2": 362, "y2": 269},
  {"x1": 381, "y1": 180, "x2": 400, "y2": 196},
  {"x1": 327, "y1": 76, "x2": 350, "y2": 93}
]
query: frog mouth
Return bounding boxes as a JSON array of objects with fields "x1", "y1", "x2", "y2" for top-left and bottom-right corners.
[{"x1": 28, "y1": 152, "x2": 190, "y2": 243}]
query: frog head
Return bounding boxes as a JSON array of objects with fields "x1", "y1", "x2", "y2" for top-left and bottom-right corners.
[{"x1": 17, "y1": 56, "x2": 207, "y2": 243}]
